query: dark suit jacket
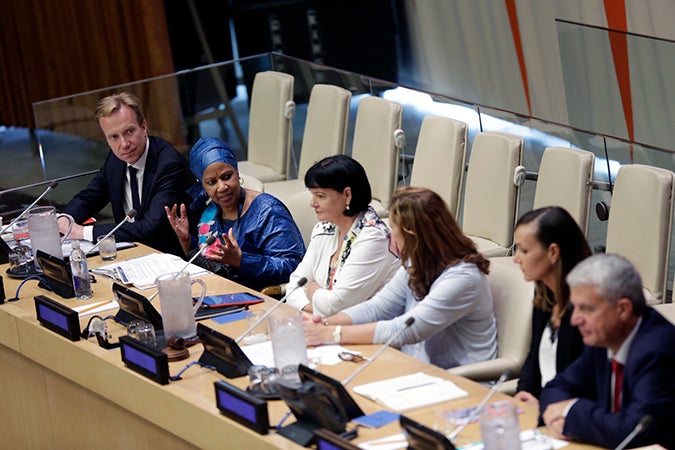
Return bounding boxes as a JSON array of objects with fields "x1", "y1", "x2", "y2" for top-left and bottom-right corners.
[
  {"x1": 539, "y1": 307, "x2": 675, "y2": 449},
  {"x1": 63, "y1": 136, "x2": 195, "y2": 255},
  {"x1": 517, "y1": 305, "x2": 584, "y2": 398}
]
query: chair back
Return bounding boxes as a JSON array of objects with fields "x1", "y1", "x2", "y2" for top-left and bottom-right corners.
[
  {"x1": 462, "y1": 132, "x2": 523, "y2": 257},
  {"x1": 533, "y1": 147, "x2": 594, "y2": 234},
  {"x1": 297, "y1": 84, "x2": 351, "y2": 178},
  {"x1": 239, "y1": 71, "x2": 295, "y2": 182},
  {"x1": 351, "y1": 96, "x2": 403, "y2": 216},
  {"x1": 410, "y1": 116, "x2": 467, "y2": 218},
  {"x1": 605, "y1": 164, "x2": 675, "y2": 304}
]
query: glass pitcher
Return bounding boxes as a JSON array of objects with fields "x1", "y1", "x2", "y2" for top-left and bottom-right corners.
[
  {"x1": 27, "y1": 206, "x2": 73, "y2": 263},
  {"x1": 156, "y1": 271, "x2": 206, "y2": 339}
]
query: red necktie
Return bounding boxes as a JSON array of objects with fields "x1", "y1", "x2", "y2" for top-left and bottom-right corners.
[{"x1": 611, "y1": 359, "x2": 624, "y2": 412}]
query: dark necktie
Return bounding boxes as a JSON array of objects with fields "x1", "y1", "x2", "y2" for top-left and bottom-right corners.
[
  {"x1": 128, "y1": 166, "x2": 141, "y2": 211},
  {"x1": 611, "y1": 359, "x2": 624, "y2": 412}
]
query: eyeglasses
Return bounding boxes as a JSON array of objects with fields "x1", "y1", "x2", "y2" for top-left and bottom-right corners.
[{"x1": 338, "y1": 351, "x2": 366, "y2": 363}]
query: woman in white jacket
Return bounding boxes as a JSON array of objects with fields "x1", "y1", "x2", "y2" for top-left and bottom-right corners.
[{"x1": 286, "y1": 155, "x2": 399, "y2": 317}]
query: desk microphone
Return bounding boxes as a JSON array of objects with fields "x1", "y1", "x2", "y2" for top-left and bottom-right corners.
[
  {"x1": 342, "y1": 316, "x2": 415, "y2": 386},
  {"x1": 447, "y1": 370, "x2": 510, "y2": 441},
  {"x1": 147, "y1": 235, "x2": 217, "y2": 302},
  {"x1": 613, "y1": 415, "x2": 653, "y2": 450},
  {"x1": 0, "y1": 181, "x2": 58, "y2": 235},
  {"x1": 86, "y1": 209, "x2": 136, "y2": 255},
  {"x1": 177, "y1": 235, "x2": 216, "y2": 275},
  {"x1": 235, "y1": 276, "x2": 308, "y2": 344}
]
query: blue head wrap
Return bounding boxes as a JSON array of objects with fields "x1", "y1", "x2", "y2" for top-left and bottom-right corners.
[{"x1": 187, "y1": 137, "x2": 239, "y2": 210}]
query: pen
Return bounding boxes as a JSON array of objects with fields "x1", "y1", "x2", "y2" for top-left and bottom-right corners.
[
  {"x1": 79, "y1": 300, "x2": 113, "y2": 314},
  {"x1": 395, "y1": 381, "x2": 437, "y2": 392}
]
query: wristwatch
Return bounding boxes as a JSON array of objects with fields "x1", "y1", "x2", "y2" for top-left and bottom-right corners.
[{"x1": 333, "y1": 325, "x2": 342, "y2": 344}]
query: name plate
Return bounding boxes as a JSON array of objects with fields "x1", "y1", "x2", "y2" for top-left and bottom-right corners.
[
  {"x1": 214, "y1": 380, "x2": 269, "y2": 435},
  {"x1": 119, "y1": 335, "x2": 169, "y2": 385},
  {"x1": 34, "y1": 295, "x2": 81, "y2": 341}
]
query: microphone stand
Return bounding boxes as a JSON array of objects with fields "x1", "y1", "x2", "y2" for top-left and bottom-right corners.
[
  {"x1": 86, "y1": 209, "x2": 136, "y2": 256},
  {"x1": 447, "y1": 371, "x2": 509, "y2": 441},
  {"x1": 342, "y1": 317, "x2": 415, "y2": 386},
  {"x1": 0, "y1": 181, "x2": 58, "y2": 235},
  {"x1": 235, "y1": 277, "x2": 308, "y2": 344},
  {"x1": 614, "y1": 415, "x2": 653, "y2": 450}
]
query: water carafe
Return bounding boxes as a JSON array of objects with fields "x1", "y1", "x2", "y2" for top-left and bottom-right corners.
[
  {"x1": 156, "y1": 272, "x2": 206, "y2": 339},
  {"x1": 27, "y1": 206, "x2": 73, "y2": 263},
  {"x1": 269, "y1": 309, "x2": 308, "y2": 378}
]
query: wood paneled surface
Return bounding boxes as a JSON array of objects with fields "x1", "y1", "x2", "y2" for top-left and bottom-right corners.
[{"x1": 0, "y1": 0, "x2": 176, "y2": 129}]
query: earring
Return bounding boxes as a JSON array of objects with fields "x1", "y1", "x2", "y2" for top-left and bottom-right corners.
[
  {"x1": 346, "y1": 204, "x2": 350, "y2": 212},
  {"x1": 239, "y1": 177, "x2": 243, "y2": 185}
]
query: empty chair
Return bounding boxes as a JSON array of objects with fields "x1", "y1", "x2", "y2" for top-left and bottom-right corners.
[
  {"x1": 448, "y1": 257, "x2": 533, "y2": 382},
  {"x1": 351, "y1": 96, "x2": 404, "y2": 217},
  {"x1": 238, "y1": 71, "x2": 295, "y2": 183},
  {"x1": 533, "y1": 147, "x2": 595, "y2": 234},
  {"x1": 409, "y1": 116, "x2": 468, "y2": 218},
  {"x1": 605, "y1": 164, "x2": 675, "y2": 304},
  {"x1": 265, "y1": 84, "x2": 351, "y2": 200},
  {"x1": 461, "y1": 132, "x2": 524, "y2": 257}
]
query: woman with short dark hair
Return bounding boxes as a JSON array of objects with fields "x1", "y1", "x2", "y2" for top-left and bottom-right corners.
[{"x1": 286, "y1": 155, "x2": 399, "y2": 317}]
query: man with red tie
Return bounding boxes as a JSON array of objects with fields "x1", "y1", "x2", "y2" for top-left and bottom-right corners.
[{"x1": 539, "y1": 253, "x2": 675, "y2": 449}]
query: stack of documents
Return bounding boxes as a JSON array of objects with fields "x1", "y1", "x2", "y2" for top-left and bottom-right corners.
[
  {"x1": 91, "y1": 253, "x2": 209, "y2": 289},
  {"x1": 353, "y1": 372, "x2": 468, "y2": 412}
]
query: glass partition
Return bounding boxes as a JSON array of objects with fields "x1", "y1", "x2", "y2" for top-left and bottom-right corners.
[{"x1": 13, "y1": 51, "x2": 675, "y2": 297}]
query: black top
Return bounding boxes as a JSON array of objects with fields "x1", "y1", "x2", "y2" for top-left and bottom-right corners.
[{"x1": 516, "y1": 304, "x2": 584, "y2": 398}]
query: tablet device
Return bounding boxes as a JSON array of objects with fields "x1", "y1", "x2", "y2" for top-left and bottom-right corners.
[
  {"x1": 196, "y1": 322, "x2": 253, "y2": 378},
  {"x1": 298, "y1": 364, "x2": 364, "y2": 420},
  {"x1": 35, "y1": 250, "x2": 75, "y2": 299},
  {"x1": 112, "y1": 282, "x2": 163, "y2": 330},
  {"x1": 196, "y1": 292, "x2": 264, "y2": 309},
  {"x1": 399, "y1": 415, "x2": 456, "y2": 450}
]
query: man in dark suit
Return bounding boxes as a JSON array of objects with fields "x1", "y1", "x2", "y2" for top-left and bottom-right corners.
[
  {"x1": 60, "y1": 92, "x2": 195, "y2": 255},
  {"x1": 540, "y1": 253, "x2": 675, "y2": 449}
]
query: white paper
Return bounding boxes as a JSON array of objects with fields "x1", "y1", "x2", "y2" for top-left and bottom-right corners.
[
  {"x1": 358, "y1": 433, "x2": 408, "y2": 450},
  {"x1": 72, "y1": 300, "x2": 119, "y2": 317},
  {"x1": 456, "y1": 429, "x2": 569, "y2": 450},
  {"x1": 352, "y1": 372, "x2": 469, "y2": 412},
  {"x1": 240, "y1": 341, "x2": 361, "y2": 368},
  {"x1": 95, "y1": 253, "x2": 209, "y2": 289}
]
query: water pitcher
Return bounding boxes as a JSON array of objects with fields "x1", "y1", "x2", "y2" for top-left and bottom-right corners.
[
  {"x1": 27, "y1": 206, "x2": 73, "y2": 264},
  {"x1": 156, "y1": 271, "x2": 206, "y2": 339}
]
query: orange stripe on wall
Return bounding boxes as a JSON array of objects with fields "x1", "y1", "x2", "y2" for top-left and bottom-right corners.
[
  {"x1": 505, "y1": 0, "x2": 531, "y2": 115},
  {"x1": 604, "y1": 0, "x2": 634, "y2": 145}
]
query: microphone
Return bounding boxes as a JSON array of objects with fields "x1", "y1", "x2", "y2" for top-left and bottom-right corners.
[
  {"x1": 177, "y1": 235, "x2": 216, "y2": 275},
  {"x1": 86, "y1": 209, "x2": 136, "y2": 255},
  {"x1": 342, "y1": 316, "x2": 415, "y2": 386},
  {"x1": 0, "y1": 181, "x2": 58, "y2": 235},
  {"x1": 613, "y1": 415, "x2": 653, "y2": 450},
  {"x1": 147, "y1": 235, "x2": 217, "y2": 302},
  {"x1": 235, "y1": 276, "x2": 308, "y2": 344},
  {"x1": 447, "y1": 371, "x2": 510, "y2": 441}
]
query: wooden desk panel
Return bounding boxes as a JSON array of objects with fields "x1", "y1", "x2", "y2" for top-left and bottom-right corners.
[{"x1": 0, "y1": 244, "x2": 597, "y2": 449}]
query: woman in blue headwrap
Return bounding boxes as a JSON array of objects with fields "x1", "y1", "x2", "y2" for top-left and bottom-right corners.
[{"x1": 164, "y1": 137, "x2": 305, "y2": 291}]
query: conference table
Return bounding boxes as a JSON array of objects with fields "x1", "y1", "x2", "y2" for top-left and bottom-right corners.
[{"x1": 0, "y1": 243, "x2": 598, "y2": 449}]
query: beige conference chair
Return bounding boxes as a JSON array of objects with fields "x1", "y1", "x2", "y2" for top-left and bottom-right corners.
[
  {"x1": 448, "y1": 257, "x2": 533, "y2": 383},
  {"x1": 533, "y1": 147, "x2": 595, "y2": 235},
  {"x1": 264, "y1": 84, "x2": 351, "y2": 200},
  {"x1": 238, "y1": 71, "x2": 295, "y2": 183},
  {"x1": 604, "y1": 164, "x2": 675, "y2": 304},
  {"x1": 461, "y1": 132, "x2": 524, "y2": 257},
  {"x1": 409, "y1": 116, "x2": 468, "y2": 218},
  {"x1": 351, "y1": 96, "x2": 404, "y2": 218}
]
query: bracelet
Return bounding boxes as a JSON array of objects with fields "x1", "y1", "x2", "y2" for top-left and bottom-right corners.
[{"x1": 332, "y1": 325, "x2": 342, "y2": 344}]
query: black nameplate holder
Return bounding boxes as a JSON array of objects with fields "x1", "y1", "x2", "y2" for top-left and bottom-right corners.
[
  {"x1": 35, "y1": 250, "x2": 75, "y2": 299},
  {"x1": 400, "y1": 414, "x2": 456, "y2": 450},
  {"x1": 214, "y1": 380, "x2": 269, "y2": 435},
  {"x1": 197, "y1": 322, "x2": 252, "y2": 378},
  {"x1": 34, "y1": 295, "x2": 81, "y2": 341},
  {"x1": 315, "y1": 429, "x2": 362, "y2": 450},
  {"x1": 119, "y1": 335, "x2": 170, "y2": 385}
]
